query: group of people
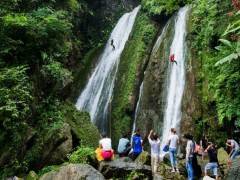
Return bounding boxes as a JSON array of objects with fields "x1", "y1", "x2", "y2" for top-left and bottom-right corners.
[{"x1": 96, "y1": 129, "x2": 240, "y2": 179}]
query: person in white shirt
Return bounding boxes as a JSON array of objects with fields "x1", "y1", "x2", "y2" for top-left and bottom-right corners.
[
  {"x1": 148, "y1": 129, "x2": 160, "y2": 174},
  {"x1": 168, "y1": 128, "x2": 180, "y2": 172},
  {"x1": 99, "y1": 133, "x2": 113, "y2": 160},
  {"x1": 226, "y1": 138, "x2": 240, "y2": 160}
]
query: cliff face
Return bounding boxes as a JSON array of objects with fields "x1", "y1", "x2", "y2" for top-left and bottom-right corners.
[
  {"x1": 110, "y1": 10, "x2": 158, "y2": 146},
  {"x1": 135, "y1": 17, "x2": 175, "y2": 138},
  {"x1": 180, "y1": 17, "x2": 202, "y2": 136}
]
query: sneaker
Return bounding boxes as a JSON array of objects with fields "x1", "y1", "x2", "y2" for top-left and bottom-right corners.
[
  {"x1": 171, "y1": 169, "x2": 175, "y2": 173},
  {"x1": 176, "y1": 168, "x2": 180, "y2": 173}
]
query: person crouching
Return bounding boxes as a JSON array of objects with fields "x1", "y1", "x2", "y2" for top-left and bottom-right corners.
[{"x1": 99, "y1": 133, "x2": 114, "y2": 161}]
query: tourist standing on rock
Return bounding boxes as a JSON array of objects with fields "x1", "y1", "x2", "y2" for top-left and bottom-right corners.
[
  {"x1": 117, "y1": 133, "x2": 131, "y2": 157},
  {"x1": 131, "y1": 128, "x2": 143, "y2": 160},
  {"x1": 204, "y1": 142, "x2": 219, "y2": 180},
  {"x1": 226, "y1": 138, "x2": 240, "y2": 160},
  {"x1": 168, "y1": 128, "x2": 180, "y2": 173},
  {"x1": 184, "y1": 134, "x2": 195, "y2": 180},
  {"x1": 99, "y1": 133, "x2": 114, "y2": 161},
  {"x1": 148, "y1": 129, "x2": 160, "y2": 174}
]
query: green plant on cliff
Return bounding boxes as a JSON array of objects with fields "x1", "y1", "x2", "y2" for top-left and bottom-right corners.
[
  {"x1": 141, "y1": 0, "x2": 192, "y2": 16},
  {"x1": 190, "y1": 0, "x2": 240, "y2": 140},
  {"x1": 68, "y1": 146, "x2": 95, "y2": 164}
]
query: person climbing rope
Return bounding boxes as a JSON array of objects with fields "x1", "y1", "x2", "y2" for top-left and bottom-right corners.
[
  {"x1": 111, "y1": 39, "x2": 115, "y2": 50},
  {"x1": 169, "y1": 54, "x2": 177, "y2": 65}
]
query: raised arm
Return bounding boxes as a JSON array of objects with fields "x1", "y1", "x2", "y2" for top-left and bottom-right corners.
[{"x1": 148, "y1": 130, "x2": 153, "y2": 140}]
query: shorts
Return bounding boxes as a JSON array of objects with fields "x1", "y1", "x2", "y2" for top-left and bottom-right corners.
[{"x1": 205, "y1": 162, "x2": 218, "y2": 176}]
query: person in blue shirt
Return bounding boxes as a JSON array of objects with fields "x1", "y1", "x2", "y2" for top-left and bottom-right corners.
[{"x1": 131, "y1": 129, "x2": 143, "y2": 160}]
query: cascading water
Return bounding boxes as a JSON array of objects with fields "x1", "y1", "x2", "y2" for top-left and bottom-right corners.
[
  {"x1": 76, "y1": 6, "x2": 140, "y2": 133},
  {"x1": 132, "y1": 82, "x2": 144, "y2": 135},
  {"x1": 160, "y1": 6, "x2": 189, "y2": 150}
]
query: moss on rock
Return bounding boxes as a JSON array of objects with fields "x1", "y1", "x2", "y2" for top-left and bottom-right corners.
[{"x1": 110, "y1": 10, "x2": 158, "y2": 146}]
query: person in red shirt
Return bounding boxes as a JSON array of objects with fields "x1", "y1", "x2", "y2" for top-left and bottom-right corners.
[{"x1": 169, "y1": 54, "x2": 177, "y2": 65}]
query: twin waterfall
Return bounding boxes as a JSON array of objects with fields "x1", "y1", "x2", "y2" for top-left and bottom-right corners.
[
  {"x1": 76, "y1": 5, "x2": 189, "y2": 146},
  {"x1": 76, "y1": 6, "x2": 140, "y2": 133}
]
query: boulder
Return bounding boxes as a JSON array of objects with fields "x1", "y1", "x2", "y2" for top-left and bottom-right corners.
[
  {"x1": 40, "y1": 164, "x2": 105, "y2": 180},
  {"x1": 218, "y1": 148, "x2": 228, "y2": 165},
  {"x1": 157, "y1": 162, "x2": 185, "y2": 180},
  {"x1": 26, "y1": 171, "x2": 38, "y2": 180},
  {"x1": 99, "y1": 159, "x2": 152, "y2": 179},
  {"x1": 135, "y1": 151, "x2": 151, "y2": 165}
]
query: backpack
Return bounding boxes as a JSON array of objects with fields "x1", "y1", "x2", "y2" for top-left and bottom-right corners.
[{"x1": 132, "y1": 135, "x2": 142, "y2": 154}]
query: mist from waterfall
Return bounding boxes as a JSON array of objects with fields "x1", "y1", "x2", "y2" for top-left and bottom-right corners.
[
  {"x1": 76, "y1": 6, "x2": 140, "y2": 133},
  {"x1": 160, "y1": 6, "x2": 189, "y2": 150}
]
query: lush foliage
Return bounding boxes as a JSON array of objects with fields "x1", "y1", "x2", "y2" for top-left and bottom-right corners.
[
  {"x1": 141, "y1": 0, "x2": 192, "y2": 16},
  {"x1": 67, "y1": 146, "x2": 95, "y2": 164},
  {"x1": 0, "y1": 0, "x2": 105, "y2": 177},
  {"x1": 190, "y1": 0, "x2": 240, "y2": 140}
]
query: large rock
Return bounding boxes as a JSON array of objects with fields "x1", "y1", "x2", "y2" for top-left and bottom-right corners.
[
  {"x1": 225, "y1": 157, "x2": 240, "y2": 180},
  {"x1": 157, "y1": 162, "x2": 185, "y2": 180},
  {"x1": 135, "y1": 151, "x2": 151, "y2": 165},
  {"x1": 40, "y1": 164, "x2": 105, "y2": 180},
  {"x1": 99, "y1": 159, "x2": 152, "y2": 179}
]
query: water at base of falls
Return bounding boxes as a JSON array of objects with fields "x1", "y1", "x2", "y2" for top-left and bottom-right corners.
[
  {"x1": 160, "y1": 6, "x2": 189, "y2": 152},
  {"x1": 75, "y1": 6, "x2": 140, "y2": 134}
]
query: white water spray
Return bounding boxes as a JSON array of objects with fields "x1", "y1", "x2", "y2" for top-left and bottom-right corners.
[
  {"x1": 76, "y1": 6, "x2": 140, "y2": 133},
  {"x1": 160, "y1": 6, "x2": 189, "y2": 150}
]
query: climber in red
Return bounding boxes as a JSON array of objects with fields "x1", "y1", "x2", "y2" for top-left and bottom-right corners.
[{"x1": 169, "y1": 54, "x2": 177, "y2": 65}]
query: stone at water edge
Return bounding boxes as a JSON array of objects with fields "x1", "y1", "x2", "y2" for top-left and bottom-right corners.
[{"x1": 39, "y1": 163, "x2": 105, "y2": 180}]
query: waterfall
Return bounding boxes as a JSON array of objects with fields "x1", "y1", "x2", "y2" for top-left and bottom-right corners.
[
  {"x1": 160, "y1": 6, "x2": 189, "y2": 150},
  {"x1": 132, "y1": 82, "x2": 144, "y2": 135},
  {"x1": 75, "y1": 6, "x2": 140, "y2": 134}
]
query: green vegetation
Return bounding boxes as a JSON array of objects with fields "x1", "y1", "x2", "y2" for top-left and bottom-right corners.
[
  {"x1": 111, "y1": 11, "x2": 158, "y2": 145},
  {"x1": 68, "y1": 146, "x2": 95, "y2": 164},
  {"x1": 0, "y1": 0, "x2": 111, "y2": 178},
  {"x1": 189, "y1": 0, "x2": 240, "y2": 143},
  {"x1": 141, "y1": 0, "x2": 192, "y2": 16}
]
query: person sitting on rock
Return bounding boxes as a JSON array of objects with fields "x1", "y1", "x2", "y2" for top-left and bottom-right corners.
[
  {"x1": 131, "y1": 128, "x2": 143, "y2": 160},
  {"x1": 226, "y1": 138, "x2": 240, "y2": 160},
  {"x1": 148, "y1": 129, "x2": 160, "y2": 174},
  {"x1": 204, "y1": 142, "x2": 219, "y2": 180},
  {"x1": 169, "y1": 54, "x2": 177, "y2": 65},
  {"x1": 99, "y1": 133, "x2": 114, "y2": 161},
  {"x1": 117, "y1": 133, "x2": 131, "y2": 157}
]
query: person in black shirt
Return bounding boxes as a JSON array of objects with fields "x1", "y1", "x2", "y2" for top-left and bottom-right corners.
[{"x1": 204, "y1": 142, "x2": 219, "y2": 179}]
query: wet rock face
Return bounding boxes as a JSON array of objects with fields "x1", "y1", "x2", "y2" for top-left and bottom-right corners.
[
  {"x1": 135, "y1": 17, "x2": 175, "y2": 136},
  {"x1": 99, "y1": 159, "x2": 152, "y2": 179},
  {"x1": 40, "y1": 164, "x2": 105, "y2": 180},
  {"x1": 180, "y1": 12, "x2": 202, "y2": 137}
]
